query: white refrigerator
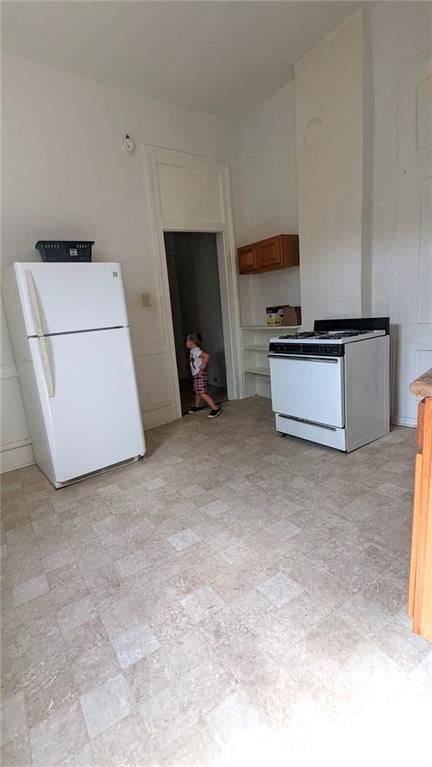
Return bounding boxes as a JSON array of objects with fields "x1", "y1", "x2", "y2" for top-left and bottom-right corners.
[{"x1": 3, "y1": 262, "x2": 145, "y2": 488}]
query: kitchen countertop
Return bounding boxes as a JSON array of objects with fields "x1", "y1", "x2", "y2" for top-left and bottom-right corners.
[{"x1": 410, "y1": 368, "x2": 432, "y2": 398}]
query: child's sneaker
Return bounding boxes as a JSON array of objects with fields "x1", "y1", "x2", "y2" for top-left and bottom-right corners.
[
  {"x1": 188, "y1": 406, "x2": 203, "y2": 413},
  {"x1": 208, "y1": 408, "x2": 222, "y2": 418}
]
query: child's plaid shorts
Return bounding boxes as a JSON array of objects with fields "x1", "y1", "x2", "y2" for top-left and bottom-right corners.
[{"x1": 193, "y1": 371, "x2": 208, "y2": 394}]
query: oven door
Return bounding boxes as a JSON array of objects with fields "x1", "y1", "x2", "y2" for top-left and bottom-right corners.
[{"x1": 269, "y1": 354, "x2": 345, "y2": 428}]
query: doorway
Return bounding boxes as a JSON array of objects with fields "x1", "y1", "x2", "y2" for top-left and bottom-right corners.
[{"x1": 164, "y1": 232, "x2": 228, "y2": 415}]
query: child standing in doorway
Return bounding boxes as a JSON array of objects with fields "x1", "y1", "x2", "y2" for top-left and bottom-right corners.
[{"x1": 186, "y1": 332, "x2": 222, "y2": 418}]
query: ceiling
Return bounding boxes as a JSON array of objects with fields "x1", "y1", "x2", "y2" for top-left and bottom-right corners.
[{"x1": 2, "y1": 1, "x2": 361, "y2": 119}]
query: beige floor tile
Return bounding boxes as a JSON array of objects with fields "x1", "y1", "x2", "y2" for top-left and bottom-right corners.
[
  {"x1": 114, "y1": 548, "x2": 149, "y2": 580},
  {"x1": 161, "y1": 722, "x2": 220, "y2": 767},
  {"x1": 208, "y1": 567, "x2": 256, "y2": 604},
  {"x1": 57, "y1": 595, "x2": 98, "y2": 634},
  {"x1": 42, "y1": 547, "x2": 77, "y2": 573},
  {"x1": 204, "y1": 688, "x2": 264, "y2": 750},
  {"x1": 24, "y1": 664, "x2": 79, "y2": 729},
  {"x1": 201, "y1": 499, "x2": 229, "y2": 518},
  {"x1": 372, "y1": 619, "x2": 431, "y2": 671},
  {"x1": 162, "y1": 627, "x2": 217, "y2": 677},
  {"x1": 110, "y1": 623, "x2": 160, "y2": 669},
  {"x1": 0, "y1": 692, "x2": 27, "y2": 747},
  {"x1": 139, "y1": 686, "x2": 197, "y2": 750},
  {"x1": 12, "y1": 575, "x2": 49, "y2": 607},
  {"x1": 147, "y1": 600, "x2": 195, "y2": 644},
  {"x1": 99, "y1": 594, "x2": 150, "y2": 640},
  {"x1": 283, "y1": 616, "x2": 363, "y2": 687},
  {"x1": 90, "y1": 713, "x2": 155, "y2": 767},
  {"x1": 179, "y1": 585, "x2": 225, "y2": 624},
  {"x1": 80, "y1": 673, "x2": 131, "y2": 739},
  {"x1": 3, "y1": 554, "x2": 44, "y2": 591},
  {"x1": 1, "y1": 735, "x2": 32, "y2": 766},
  {"x1": 256, "y1": 571, "x2": 304, "y2": 608},
  {"x1": 72, "y1": 642, "x2": 121, "y2": 696},
  {"x1": 47, "y1": 564, "x2": 90, "y2": 609},
  {"x1": 29, "y1": 702, "x2": 88, "y2": 767},
  {"x1": 178, "y1": 655, "x2": 236, "y2": 709},
  {"x1": 80, "y1": 564, "x2": 123, "y2": 612},
  {"x1": 167, "y1": 527, "x2": 201, "y2": 552},
  {"x1": 126, "y1": 651, "x2": 174, "y2": 705},
  {"x1": 63, "y1": 618, "x2": 109, "y2": 664}
]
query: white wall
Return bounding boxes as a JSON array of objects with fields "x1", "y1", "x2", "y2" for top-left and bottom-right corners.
[
  {"x1": 1, "y1": 54, "x2": 240, "y2": 470},
  {"x1": 295, "y1": 9, "x2": 365, "y2": 329},
  {"x1": 236, "y1": 81, "x2": 300, "y2": 328},
  {"x1": 237, "y1": 81, "x2": 298, "y2": 243}
]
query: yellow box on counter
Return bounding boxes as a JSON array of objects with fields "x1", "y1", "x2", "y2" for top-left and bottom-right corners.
[{"x1": 266, "y1": 305, "x2": 301, "y2": 326}]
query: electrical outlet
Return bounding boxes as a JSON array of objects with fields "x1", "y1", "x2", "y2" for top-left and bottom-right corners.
[{"x1": 141, "y1": 293, "x2": 151, "y2": 307}]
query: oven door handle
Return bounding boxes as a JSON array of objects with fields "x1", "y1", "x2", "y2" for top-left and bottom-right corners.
[{"x1": 268, "y1": 354, "x2": 339, "y2": 363}]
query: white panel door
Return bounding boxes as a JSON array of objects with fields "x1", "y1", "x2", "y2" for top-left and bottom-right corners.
[
  {"x1": 392, "y1": 57, "x2": 432, "y2": 424},
  {"x1": 30, "y1": 327, "x2": 145, "y2": 484},
  {"x1": 14, "y1": 262, "x2": 129, "y2": 336},
  {"x1": 269, "y1": 355, "x2": 345, "y2": 427}
]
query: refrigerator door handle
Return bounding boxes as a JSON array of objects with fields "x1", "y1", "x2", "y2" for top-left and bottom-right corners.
[
  {"x1": 39, "y1": 335, "x2": 55, "y2": 398},
  {"x1": 26, "y1": 270, "x2": 55, "y2": 397}
]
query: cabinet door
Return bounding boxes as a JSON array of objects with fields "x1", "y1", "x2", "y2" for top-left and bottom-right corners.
[
  {"x1": 257, "y1": 237, "x2": 283, "y2": 270},
  {"x1": 238, "y1": 244, "x2": 258, "y2": 274}
]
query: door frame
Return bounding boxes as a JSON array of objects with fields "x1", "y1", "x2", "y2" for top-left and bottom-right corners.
[
  {"x1": 144, "y1": 145, "x2": 243, "y2": 421},
  {"x1": 390, "y1": 52, "x2": 432, "y2": 426}
]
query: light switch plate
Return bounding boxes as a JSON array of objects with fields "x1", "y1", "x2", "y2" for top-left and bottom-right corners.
[{"x1": 141, "y1": 293, "x2": 151, "y2": 307}]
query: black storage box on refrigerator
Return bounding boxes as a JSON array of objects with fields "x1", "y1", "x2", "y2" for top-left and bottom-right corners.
[{"x1": 35, "y1": 241, "x2": 95, "y2": 262}]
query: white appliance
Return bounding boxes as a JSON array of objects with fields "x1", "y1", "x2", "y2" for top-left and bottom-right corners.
[
  {"x1": 268, "y1": 318, "x2": 390, "y2": 452},
  {"x1": 3, "y1": 262, "x2": 145, "y2": 487}
]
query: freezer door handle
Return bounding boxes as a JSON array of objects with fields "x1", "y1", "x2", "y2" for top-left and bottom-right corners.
[
  {"x1": 26, "y1": 269, "x2": 44, "y2": 336},
  {"x1": 26, "y1": 270, "x2": 54, "y2": 397}
]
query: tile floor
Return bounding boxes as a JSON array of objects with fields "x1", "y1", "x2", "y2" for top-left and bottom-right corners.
[{"x1": 1, "y1": 397, "x2": 431, "y2": 766}]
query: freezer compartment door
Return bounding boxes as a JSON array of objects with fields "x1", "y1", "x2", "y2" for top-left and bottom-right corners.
[
  {"x1": 14, "y1": 262, "x2": 129, "y2": 335},
  {"x1": 30, "y1": 327, "x2": 145, "y2": 484},
  {"x1": 269, "y1": 354, "x2": 345, "y2": 428}
]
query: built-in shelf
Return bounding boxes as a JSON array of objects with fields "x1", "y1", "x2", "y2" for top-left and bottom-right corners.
[
  {"x1": 244, "y1": 367, "x2": 270, "y2": 377},
  {"x1": 241, "y1": 325, "x2": 299, "y2": 396},
  {"x1": 241, "y1": 325, "x2": 300, "y2": 331}
]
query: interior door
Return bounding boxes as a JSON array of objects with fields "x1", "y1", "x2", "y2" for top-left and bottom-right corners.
[
  {"x1": 392, "y1": 56, "x2": 432, "y2": 425},
  {"x1": 15, "y1": 262, "x2": 129, "y2": 335},
  {"x1": 30, "y1": 327, "x2": 145, "y2": 483},
  {"x1": 269, "y1": 354, "x2": 345, "y2": 427}
]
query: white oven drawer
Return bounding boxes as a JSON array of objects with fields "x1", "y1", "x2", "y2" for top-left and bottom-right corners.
[{"x1": 269, "y1": 354, "x2": 345, "y2": 428}]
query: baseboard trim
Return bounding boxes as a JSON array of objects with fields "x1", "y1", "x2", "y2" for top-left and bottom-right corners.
[
  {"x1": 0, "y1": 442, "x2": 34, "y2": 474},
  {"x1": 392, "y1": 416, "x2": 416, "y2": 428}
]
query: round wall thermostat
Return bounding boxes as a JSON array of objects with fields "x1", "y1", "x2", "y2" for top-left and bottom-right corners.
[{"x1": 122, "y1": 134, "x2": 136, "y2": 154}]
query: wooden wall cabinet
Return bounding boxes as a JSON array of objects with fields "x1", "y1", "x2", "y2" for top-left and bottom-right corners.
[
  {"x1": 238, "y1": 234, "x2": 299, "y2": 275},
  {"x1": 238, "y1": 243, "x2": 259, "y2": 274},
  {"x1": 408, "y1": 370, "x2": 432, "y2": 642}
]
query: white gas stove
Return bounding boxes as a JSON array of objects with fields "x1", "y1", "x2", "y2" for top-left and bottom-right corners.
[{"x1": 268, "y1": 318, "x2": 390, "y2": 452}]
